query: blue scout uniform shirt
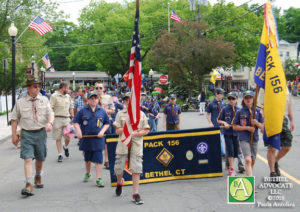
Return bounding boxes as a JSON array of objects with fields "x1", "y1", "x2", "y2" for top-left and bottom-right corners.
[
  {"x1": 111, "y1": 101, "x2": 124, "y2": 122},
  {"x1": 218, "y1": 105, "x2": 239, "y2": 136},
  {"x1": 149, "y1": 103, "x2": 160, "y2": 117},
  {"x1": 206, "y1": 98, "x2": 226, "y2": 127},
  {"x1": 73, "y1": 104, "x2": 110, "y2": 151},
  {"x1": 163, "y1": 103, "x2": 181, "y2": 124},
  {"x1": 141, "y1": 100, "x2": 148, "y2": 115},
  {"x1": 234, "y1": 106, "x2": 264, "y2": 142}
]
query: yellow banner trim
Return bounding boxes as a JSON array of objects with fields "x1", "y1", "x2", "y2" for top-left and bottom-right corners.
[
  {"x1": 111, "y1": 172, "x2": 223, "y2": 186},
  {"x1": 106, "y1": 130, "x2": 220, "y2": 143}
]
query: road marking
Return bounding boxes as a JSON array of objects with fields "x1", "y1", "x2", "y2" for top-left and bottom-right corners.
[{"x1": 257, "y1": 154, "x2": 300, "y2": 185}]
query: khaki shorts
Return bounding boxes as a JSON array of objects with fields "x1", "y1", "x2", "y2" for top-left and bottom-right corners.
[
  {"x1": 240, "y1": 140, "x2": 258, "y2": 161},
  {"x1": 114, "y1": 154, "x2": 143, "y2": 175},
  {"x1": 52, "y1": 117, "x2": 71, "y2": 140}
]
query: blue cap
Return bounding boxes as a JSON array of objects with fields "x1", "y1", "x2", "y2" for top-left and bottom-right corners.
[
  {"x1": 243, "y1": 90, "x2": 254, "y2": 98},
  {"x1": 87, "y1": 91, "x2": 98, "y2": 99},
  {"x1": 227, "y1": 92, "x2": 237, "y2": 98},
  {"x1": 122, "y1": 92, "x2": 131, "y2": 99},
  {"x1": 215, "y1": 88, "x2": 224, "y2": 94},
  {"x1": 169, "y1": 94, "x2": 177, "y2": 99}
]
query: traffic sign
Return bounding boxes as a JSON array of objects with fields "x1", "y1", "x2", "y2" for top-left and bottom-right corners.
[{"x1": 159, "y1": 75, "x2": 168, "y2": 84}]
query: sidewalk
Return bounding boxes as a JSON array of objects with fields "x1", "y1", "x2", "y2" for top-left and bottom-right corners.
[{"x1": 0, "y1": 113, "x2": 11, "y2": 143}]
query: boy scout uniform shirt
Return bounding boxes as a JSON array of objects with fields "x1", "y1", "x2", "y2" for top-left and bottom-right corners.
[
  {"x1": 163, "y1": 103, "x2": 181, "y2": 124},
  {"x1": 73, "y1": 105, "x2": 109, "y2": 151},
  {"x1": 50, "y1": 91, "x2": 73, "y2": 117},
  {"x1": 113, "y1": 109, "x2": 149, "y2": 157},
  {"x1": 149, "y1": 103, "x2": 160, "y2": 117},
  {"x1": 11, "y1": 94, "x2": 53, "y2": 130},
  {"x1": 234, "y1": 106, "x2": 264, "y2": 142},
  {"x1": 99, "y1": 94, "x2": 115, "y2": 120},
  {"x1": 218, "y1": 105, "x2": 239, "y2": 136},
  {"x1": 206, "y1": 99, "x2": 226, "y2": 127}
]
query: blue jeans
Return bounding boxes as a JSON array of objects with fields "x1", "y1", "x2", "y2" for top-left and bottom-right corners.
[{"x1": 149, "y1": 116, "x2": 158, "y2": 132}]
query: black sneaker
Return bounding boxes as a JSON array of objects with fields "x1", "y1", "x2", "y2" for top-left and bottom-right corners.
[
  {"x1": 116, "y1": 184, "x2": 122, "y2": 196},
  {"x1": 132, "y1": 193, "x2": 144, "y2": 205},
  {"x1": 275, "y1": 162, "x2": 281, "y2": 176},
  {"x1": 270, "y1": 172, "x2": 279, "y2": 184},
  {"x1": 63, "y1": 146, "x2": 69, "y2": 157},
  {"x1": 58, "y1": 155, "x2": 63, "y2": 162},
  {"x1": 238, "y1": 167, "x2": 245, "y2": 174},
  {"x1": 104, "y1": 162, "x2": 110, "y2": 170}
]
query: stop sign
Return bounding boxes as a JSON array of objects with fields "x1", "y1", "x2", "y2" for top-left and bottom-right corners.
[{"x1": 159, "y1": 75, "x2": 168, "y2": 84}]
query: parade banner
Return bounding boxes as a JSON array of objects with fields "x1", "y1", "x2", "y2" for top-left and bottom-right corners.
[{"x1": 106, "y1": 128, "x2": 223, "y2": 186}]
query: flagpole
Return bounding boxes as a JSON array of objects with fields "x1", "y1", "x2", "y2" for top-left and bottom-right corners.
[
  {"x1": 250, "y1": 85, "x2": 260, "y2": 148},
  {"x1": 168, "y1": 3, "x2": 170, "y2": 33},
  {"x1": 15, "y1": 16, "x2": 37, "y2": 43}
]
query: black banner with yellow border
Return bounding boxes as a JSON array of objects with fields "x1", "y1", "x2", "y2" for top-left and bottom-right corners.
[{"x1": 106, "y1": 128, "x2": 223, "y2": 186}]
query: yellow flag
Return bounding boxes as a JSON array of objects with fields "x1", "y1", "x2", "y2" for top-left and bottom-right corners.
[
  {"x1": 254, "y1": 1, "x2": 286, "y2": 137},
  {"x1": 210, "y1": 69, "x2": 219, "y2": 85}
]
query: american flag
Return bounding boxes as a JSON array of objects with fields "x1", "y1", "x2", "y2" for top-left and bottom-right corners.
[
  {"x1": 28, "y1": 16, "x2": 53, "y2": 36},
  {"x1": 171, "y1": 10, "x2": 184, "y2": 24},
  {"x1": 121, "y1": 7, "x2": 142, "y2": 147},
  {"x1": 42, "y1": 53, "x2": 55, "y2": 72}
]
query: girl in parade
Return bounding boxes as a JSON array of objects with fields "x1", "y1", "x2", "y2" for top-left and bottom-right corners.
[{"x1": 233, "y1": 90, "x2": 264, "y2": 177}]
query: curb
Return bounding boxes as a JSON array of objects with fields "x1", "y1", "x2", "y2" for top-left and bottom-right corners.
[{"x1": 0, "y1": 134, "x2": 11, "y2": 144}]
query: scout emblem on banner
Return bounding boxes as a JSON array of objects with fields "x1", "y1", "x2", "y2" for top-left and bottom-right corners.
[{"x1": 254, "y1": 1, "x2": 286, "y2": 150}]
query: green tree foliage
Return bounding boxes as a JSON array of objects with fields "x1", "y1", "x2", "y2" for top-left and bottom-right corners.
[
  {"x1": 150, "y1": 21, "x2": 236, "y2": 95},
  {"x1": 44, "y1": 21, "x2": 79, "y2": 71},
  {"x1": 0, "y1": 0, "x2": 63, "y2": 90},
  {"x1": 278, "y1": 8, "x2": 300, "y2": 43},
  {"x1": 284, "y1": 58, "x2": 300, "y2": 80}
]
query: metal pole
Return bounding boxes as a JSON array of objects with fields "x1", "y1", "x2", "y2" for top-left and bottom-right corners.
[
  {"x1": 168, "y1": 3, "x2": 170, "y2": 33},
  {"x1": 3, "y1": 59, "x2": 9, "y2": 125},
  {"x1": 11, "y1": 36, "x2": 16, "y2": 110}
]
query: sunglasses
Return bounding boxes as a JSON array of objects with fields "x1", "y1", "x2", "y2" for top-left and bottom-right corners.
[
  {"x1": 228, "y1": 97, "x2": 236, "y2": 100},
  {"x1": 95, "y1": 87, "x2": 103, "y2": 90}
]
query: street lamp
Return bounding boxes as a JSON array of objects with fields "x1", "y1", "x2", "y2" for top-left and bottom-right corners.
[
  {"x1": 149, "y1": 69, "x2": 154, "y2": 93},
  {"x1": 8, "y1": 23, "x2": 18, "y2": 110},
  {"x1": 40, "y1": 67, "x2": 46, "y2": 89},
  {"x1": 72, "y1": 72, "x2": 76, "y2": 91}
]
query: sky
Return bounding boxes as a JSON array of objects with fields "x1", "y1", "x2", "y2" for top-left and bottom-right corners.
[{"x1": 54, "y1": 0, "x2": 300, "y2": 24}]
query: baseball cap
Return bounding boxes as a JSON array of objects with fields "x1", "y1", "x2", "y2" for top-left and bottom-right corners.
[
  {"x1": 243, "y1": 90, "x2": 254, "y2": 98},
  {"x1": 87, "y1": 91, "x2": 98, "y2": 98},
  {"x1": 169, "y1": 94, "x2": 177, "y2": 99},
  {"x1": 215, "y1": 88, "x2": 225, "y2": 94},
  {"x1": 122, "y1": 92, "x2": 131, "y2": 100},
  {"x1": 227, "y1": 92, "x2": 237, "y2": 99}
]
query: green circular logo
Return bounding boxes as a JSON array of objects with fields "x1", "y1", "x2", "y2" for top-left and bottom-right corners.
[{"x1": 229, "y1": 178, "x2": 253, "y2": 201}]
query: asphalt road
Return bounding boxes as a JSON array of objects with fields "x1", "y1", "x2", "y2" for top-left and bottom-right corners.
[{"x1": 0, "y1": 97, "x2": 300, "y2": 212}]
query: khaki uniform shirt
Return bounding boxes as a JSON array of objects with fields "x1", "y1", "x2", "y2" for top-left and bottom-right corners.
[
  {"x1": 11, "y1": 94, "x2": 53, "y2": 130},
  {"x1": 99, "y1": 94, "x2": 115, "y2": 119},
  {"x1": 50, "y1": 91, "x2": 73, "y2": 117},
  {"x1": 113, "y1": 109, "x2": 149, "y2": 156},
  {"x1": 257, "y1": 88, "x2": 292, "y2": 116}
]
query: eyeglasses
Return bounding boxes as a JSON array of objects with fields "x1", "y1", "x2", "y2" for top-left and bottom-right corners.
[
  {"x1": 95, "y1": 87, "x2": 103, "y2": 90},
  {"x1": 228, "y1": 97, "x2": 236, "y2": 101}
]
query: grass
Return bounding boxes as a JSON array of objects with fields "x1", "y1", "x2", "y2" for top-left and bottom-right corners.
[{"x1": 0, "y1": 110, "x2": 10, "y2": 116}]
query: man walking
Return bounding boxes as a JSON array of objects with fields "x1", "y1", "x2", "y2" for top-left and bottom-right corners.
[
  {"x1": 50, "y1": 81, "x2": 74, "y2": 162},
  {"x1": 11, "y1": 76, "x2": 54, "y2": 196},
  {"x1": 73, "y1": 88, "x2": 86, "y2": 115}
]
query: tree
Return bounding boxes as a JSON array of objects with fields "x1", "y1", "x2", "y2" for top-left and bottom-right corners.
[
  {"x1": 150, "y1": 21, "x2": 236, "y2": 95},
  {"x1": 284, "y1": 58, "x2": 300, "y2": 81},
  {"x1": 278, "y1": 8, "x2": 300, "y2": 43}
]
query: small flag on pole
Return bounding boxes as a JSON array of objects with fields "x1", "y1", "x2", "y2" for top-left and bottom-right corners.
[
  {"x1": 171, "y1": 9, "x2": 184, "y2": 24},
  {"x1": 42, "y1": 53, "x2": 55, "y2": 72},
  {"x1": 28, "y1": 16, "x2": 53, "y2": 36}
]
